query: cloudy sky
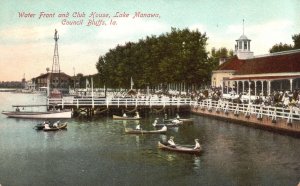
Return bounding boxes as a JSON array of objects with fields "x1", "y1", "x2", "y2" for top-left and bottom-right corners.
[{"x1": 0, "y1": 0, "x2": 299, "y2": 81}]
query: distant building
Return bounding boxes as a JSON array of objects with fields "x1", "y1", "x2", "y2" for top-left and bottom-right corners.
[
  {"x1": 33, "y1": 72, "x2": 71, "y2": 94},
  {"x1": 212, "y1": 32, "x2": 300, "y2": 96}
]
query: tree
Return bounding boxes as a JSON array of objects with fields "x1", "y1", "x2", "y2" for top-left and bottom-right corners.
[
  {"x1": 269, "y1": 42, "x2": 293, "y2": 53},
  {"x1": 95, "y1": 28, "x2": 212, "y2": 89},
  {"x1": 269, "y1": 33, "x2": 300, "y2": 53},
  {"x1": 292, "y1": 33, "x2": 300, "y2": 49}
]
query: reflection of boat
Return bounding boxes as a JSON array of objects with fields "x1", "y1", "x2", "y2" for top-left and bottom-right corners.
[
  {"x1": 179, "y1": 118, "x2": 194, "y2": 123},
  {"x1": 158, "y1": 141, "x2": 201, "y2": 155},
  {"x1": 153, "y1": 120, "x2": 179, "y2": 128},
  {"x1": 43, "y1": 122, "x2": 68, "y2": 131},
  {"x1": 2, "y1": 110, "x2": 72, "y2": 119},
  {"x1": 113, "y1": 115, "x2": 141, "y2": 120},
  {"x1": 125, "y1": 127, "x2": 167, "y2": 134}
]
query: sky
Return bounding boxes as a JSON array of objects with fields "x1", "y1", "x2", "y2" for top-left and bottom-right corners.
[{"x1": 0, "y1": 0, "x2": 299, "y2": 81}]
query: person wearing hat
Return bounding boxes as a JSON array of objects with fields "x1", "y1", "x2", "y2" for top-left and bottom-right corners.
[
  {"x1": 168, "y1": 136, "x2": 176, "y2": 148},
  {"x1": 194, "y1": 139, "x2": 201, "y2": 150}
]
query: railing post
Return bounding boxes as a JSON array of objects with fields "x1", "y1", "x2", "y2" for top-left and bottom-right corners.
[
  {"x1": 77, "y1": 99, "x2": 79, "y2": 109},
  {"x1": 92, "y1": 97, "x2": 94, "y2": 109},
  {"x1": 62, "y1": 98, "x2": 64, "y2": 109},
  {"x1": 118, "y1": 97, "x2": 119, "y2": 108}
]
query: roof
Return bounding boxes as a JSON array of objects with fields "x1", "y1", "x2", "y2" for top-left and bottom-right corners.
[
  {"x1": 230, "y1": 75, "x2": 300, "y2": 81},
  {"x1": 34, "y1": 72, "x2": 71, "y2": 79},
  {"x1": 235, "y1": 51, "x2": 300, "y2": 75},
  {"x1": 236, "y1": 34, "x2": 249, "y2": 40},
  {"x1": 216, "y1": 56, "x2": 246, "y2": 71}
]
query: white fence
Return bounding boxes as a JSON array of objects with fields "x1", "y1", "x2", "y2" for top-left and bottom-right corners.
[
  {"x1": 195, "y1": 99, "x2": 300, "y2": 123},
  {"x1": 48, "y1": 97, "x2": 194, "y2": 109}
]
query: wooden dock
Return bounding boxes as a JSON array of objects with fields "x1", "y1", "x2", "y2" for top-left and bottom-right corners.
[{"x1": 47, "y1": 97, "x2": 194, "y2": 117}]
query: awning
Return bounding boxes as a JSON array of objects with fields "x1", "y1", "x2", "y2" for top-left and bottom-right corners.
[{"x1": 228, "y1": 75, "x2": 300, "y2": 81}]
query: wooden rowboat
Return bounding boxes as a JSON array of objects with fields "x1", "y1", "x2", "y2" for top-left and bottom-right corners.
[
  {"x1": 43, "y1": 122, "x2": 68, "y2": 131},
  {"x1": 158, "y1": 141, "x2": 201, "y2": 155},
  {"x1": 125, "y1": 127, "x2": 167, "y2": 134},
  {"x1": 113, "y1": 115, "x2": 141, "y2": 120}
]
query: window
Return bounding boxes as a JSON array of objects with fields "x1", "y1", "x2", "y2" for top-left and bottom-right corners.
[
  {"x1": 244, "y1": 42, "x2": 247, "y2": 50},
  {"x1": 239, "y1": 41, "x2": 242, "y2": 49}
]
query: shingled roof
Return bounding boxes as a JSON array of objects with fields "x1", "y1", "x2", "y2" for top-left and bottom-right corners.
[
  {"x1": 216, "y1": 50, "x2": 300, "y2": 75},
  {"x1": 235, "y1": 51, "x2": 300, "y2": 75},
  {"x1": 217, "y1": 56, "x2": 245, "y2": 71}
]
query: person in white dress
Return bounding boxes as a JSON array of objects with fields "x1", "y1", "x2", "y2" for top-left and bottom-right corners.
[
  {"x1": 168, "y1": 136, "x2": 176, "y2": 147},
  {"x1": 134, "y1": 112, "x2": 140, "y2": 118},
  {"x1": 161, "y1": 125, "x2": 167, "y2": 131},
  {"x1": 194, "y1": 139, "x2": 201, "y2": 149},
  {"x1": 135, "y1": 123, "x2": 141, "y2": 130}
]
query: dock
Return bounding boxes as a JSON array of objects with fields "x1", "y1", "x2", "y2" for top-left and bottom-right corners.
[{"x1": 47, "y1": 97, "x2": 194, "y2": 116}]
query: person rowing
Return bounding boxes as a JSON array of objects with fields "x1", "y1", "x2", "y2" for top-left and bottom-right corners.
[
  {"x1": 168, "y1": 136, "x2": 176, "y2": 148},
  {"x1": 194, "y1": 139, "x2": 201, "y2": 149},
  {"x1": 152, "y1": 118, "x2": 158, "y2": 127},
  {"x1": 161, "y1": 125, "x2": 167, "y2": 131},
  {"x1": 134, "y1": 112, "x2": 140, "y2": 118},
  {"x1": 135, "y1": 123, "x2": 141, "y2": 130}
]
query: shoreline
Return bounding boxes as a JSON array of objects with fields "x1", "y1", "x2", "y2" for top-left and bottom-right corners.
[{"x1": 191, "y1": 107, "x2": 300, "y2": 138}]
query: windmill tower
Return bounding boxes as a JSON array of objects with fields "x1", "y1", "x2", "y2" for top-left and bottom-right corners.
[{"x1": 49, "y1": 29, "x2": 62, "y2": 98}]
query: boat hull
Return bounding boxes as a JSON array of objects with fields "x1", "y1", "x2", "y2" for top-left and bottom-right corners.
[
  {"x1": 158, "y1": 141, "x2": 201, "y2": 155},
  {"x1": 113, "y1": 115, "x2": 141, "y2": 120},
  {"x1": 43, "y1": 123, "x2": 68, "y2": 131},
  {"x1": 125, "y1": 128, "x2": 167, "y2": 134},
  {"x1": 2, "y1": 111, "x2": 72, "y2": 119}
]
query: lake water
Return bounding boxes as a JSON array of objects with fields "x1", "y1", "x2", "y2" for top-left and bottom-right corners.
[{"x1": 0, "y1": 92, "x2": 299, "y2": 186}]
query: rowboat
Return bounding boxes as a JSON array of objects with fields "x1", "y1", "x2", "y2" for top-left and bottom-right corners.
[
  {"x1": 113, "y1": 115, "x2": 141, "y2": 120},
  {"x1": 157, "y1": 141, "x2": 201, "y2": 155},
  {"x1": 125, "y1": 127, "x2": 167, "y2": 134},
  {"x1": 2, "y1": 110, "x2": 72, "y2": 119},
  {"x1": 43, "y1": 122, "x2": 68, "y2": 131}
]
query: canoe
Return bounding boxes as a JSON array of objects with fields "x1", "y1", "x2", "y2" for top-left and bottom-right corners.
[
  {"x1": 113, "y1": 115, "x2": 141, "y2": 120},
  {"x1": 125, "y1": 127, "x2": 167, "y2": 134},
  {"x1": 43, "y1": 122, "x2": 68, "y2": 131},
  {"x1": 157, "y1": 141, "x2": 201, "y2": 155}
]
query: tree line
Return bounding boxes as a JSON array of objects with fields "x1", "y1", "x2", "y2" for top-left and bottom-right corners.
[
  {"x1": 269, "y1": 33, "x2": 300, "y2": 53},
  {"x1": 95, "y1": 28, "x2": 220, "y2": 90}
]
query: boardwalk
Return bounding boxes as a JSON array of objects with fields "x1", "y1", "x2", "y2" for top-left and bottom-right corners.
[{"x1": 192, "y1": 99, "x2": 300, "y2": 137}]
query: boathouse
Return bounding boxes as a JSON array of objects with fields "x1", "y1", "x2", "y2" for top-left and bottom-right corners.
[{"x1": 212, "y1": 33, "x2": 300, "y2": 96}]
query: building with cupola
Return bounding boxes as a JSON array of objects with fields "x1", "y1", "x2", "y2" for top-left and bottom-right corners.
[{"x1": 211, "y1": 29, "x2": 300, "y2": 96}]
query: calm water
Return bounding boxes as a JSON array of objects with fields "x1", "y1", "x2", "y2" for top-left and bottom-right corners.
[{"x1": 0, "y1": 92, "x2": 299, "y2": 186}]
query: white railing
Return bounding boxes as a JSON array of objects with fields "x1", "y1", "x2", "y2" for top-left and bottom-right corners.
[
  {"x1": 48, "y1": 97, "x2": 195, "y2": 109},
  {"x1": 194, "y1": 99, "x2": 300, "y2": 123}
]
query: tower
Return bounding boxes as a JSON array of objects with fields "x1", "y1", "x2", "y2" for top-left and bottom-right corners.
[
  {"x1": 49, "y1": 29, "x2": 62, "y2": 98},
  {"x1": 51, "y1": 29, "x2": 60, "y2": 88},
  {"x1": 234, "y1": 20, "x2": 254, "y2": 59}
]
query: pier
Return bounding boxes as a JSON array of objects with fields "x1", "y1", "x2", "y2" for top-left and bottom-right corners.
[
  {"x1": 47, "y1": 96, "x2": 194, "y2": 116},
  {"x1": 192, "y1": 99, "x2": 300, "y2": 137}
]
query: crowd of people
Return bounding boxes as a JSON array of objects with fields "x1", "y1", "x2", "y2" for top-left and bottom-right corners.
[{"x1": 192, "y1": 87, "x2": 300, "y2": 108}]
